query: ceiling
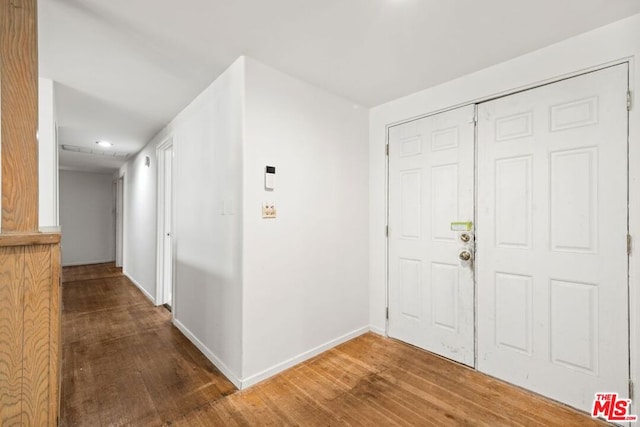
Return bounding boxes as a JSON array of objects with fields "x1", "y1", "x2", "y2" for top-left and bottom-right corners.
[{"x1": 39, "y1": 0, "x2": 640, "y2": 173}]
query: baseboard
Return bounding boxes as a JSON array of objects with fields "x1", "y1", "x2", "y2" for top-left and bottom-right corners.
[
  {"x1": 173, "y1": 319, "x2": 242, "y2": 389},
  {"x1": 62, "y1": 259, "x2": 115, "y2": 267},
  {"x1": 123, "y1": 271, "x2": 156, "y2": 305},
  {"x1": 369, "y1": 325, "x2": 386, "y2": 336},
  {"x1": 165, "y1": 322, "x2": 376, "y2": 391},
  {"x1": 241, "y1": 326, "x2": 370, "y2": 389}
]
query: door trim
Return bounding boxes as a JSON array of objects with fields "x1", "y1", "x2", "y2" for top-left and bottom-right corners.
[
  {"x1": 115, "y1": 176, "x2": 124, "y2": 267},
  {"x1": 383, "y1": 57, "x2": 631, "y2": 130},
  {"x1": 155, "y1": 137, "x2": 175, "y2": 312}
]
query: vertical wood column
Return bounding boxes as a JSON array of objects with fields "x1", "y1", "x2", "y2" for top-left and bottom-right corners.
[
  {"x1": 48, "y1": 243, "x2": 60, "y2": 426},
  {"x1": 0, "y1": 233, "x2": 61, "y2": 426},
  {"x1": 0, "y1": 1, "x2": 61, "y2": 425},
  {"x1": 23, "y1": 245, "x2": 54, "y2": 424},
  {"x1": 0, "y1": 0, "x2": 39, "y2": 232},
  {"x1": 0, "y1": 247, "x2": 25, "y2": 424}
]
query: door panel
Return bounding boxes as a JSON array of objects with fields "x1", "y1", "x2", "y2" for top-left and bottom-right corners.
[
  {"x1": 388, "y1": 105, "x2": 475, "y2": 367},
  {"x1": 476, "y1": 64, "x2": 629, "y2": 411}
]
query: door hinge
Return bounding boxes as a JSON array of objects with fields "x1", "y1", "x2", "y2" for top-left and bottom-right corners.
[
  {"x1": 628, "y1": 234, "x2": 632, "y2": 256},
  {"x1": 386, "y1": 307, "x2": 389, "y2": 320},
  {"x1": 385, "y1": 144, "x2": 389, "y2": 156},
  {"x1": 386, "y1": 225, "x2": 389, "y2": 237},
  {"x1": 630, "y1": 379, "x2": 635, "y2": 401},
  {"x1": 628, "y1": 90, "x2": 633, "y2": 111}
]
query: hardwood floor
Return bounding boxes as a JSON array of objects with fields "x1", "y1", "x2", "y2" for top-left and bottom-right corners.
[
  {"x1": 62, "y1": 263, "x2": 608, "y2": 426},
  {"x1": 61, "y1": 263, "x2": 236, "y2": 426}
]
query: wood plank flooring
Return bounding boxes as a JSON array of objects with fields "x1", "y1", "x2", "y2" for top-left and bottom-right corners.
[
  {"x1": 61, "y1": 264, "x2": 236, "y2": 426},
  {"x1": 62, "y1": 263, "x2": 609, "y2": 426}
]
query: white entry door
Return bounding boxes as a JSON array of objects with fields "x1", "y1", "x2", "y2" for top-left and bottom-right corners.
[
  {"x1": 388, "y1": 105, "x2": 475, "y2": 367},
  {"x1": 476, "y1": 64, "x2": 629, "y2": 411}
]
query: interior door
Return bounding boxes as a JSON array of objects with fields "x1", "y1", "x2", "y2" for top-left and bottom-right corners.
[
  {"x1": 388, "y1": 105, "x2": 475, "y2": 366},
  {"x1": 476, "y1": 64, "x2": 629, "y2": 411},
  {"x1": 163, "y1": 145, "x2": 174, "y2": 307},
  {"x1": 116, "y1": 176, "x2": 124, "y2": 268}
]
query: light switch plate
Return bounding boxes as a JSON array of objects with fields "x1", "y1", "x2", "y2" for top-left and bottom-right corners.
[{"x1": 262, "y1": 202, "x2": 276, "y2": 218}]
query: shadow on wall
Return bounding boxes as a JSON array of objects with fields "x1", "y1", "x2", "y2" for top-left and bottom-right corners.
[{"x1": 171, "y1": 258, "x2": 242, "y2": 386}]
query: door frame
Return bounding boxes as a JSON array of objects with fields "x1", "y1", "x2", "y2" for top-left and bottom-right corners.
[
  {"x1": 156, "y1": 137, "x2": 175, "y2": 310},
  {"x1": 115, "y1": 175, "x2": 124, "y2": 267},
  {"x1": 385, "y1": 58, "x2": 635, "y2": 400}
]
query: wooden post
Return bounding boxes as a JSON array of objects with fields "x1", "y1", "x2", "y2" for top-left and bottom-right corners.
[
  {"x1": 0, "y1": 1, "x2": 61, "y2": 425},
  {"x1": 0, "y1": 0, "x2": 39, "y2": 232}
]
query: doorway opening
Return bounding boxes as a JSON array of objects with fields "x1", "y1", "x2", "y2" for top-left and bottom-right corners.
[
  {"x1": 115, "y1": 175, "x2": 124, "y2": 268},
  {"x1": 156, "y1": 139, "x2": 174, "y2": 310}
]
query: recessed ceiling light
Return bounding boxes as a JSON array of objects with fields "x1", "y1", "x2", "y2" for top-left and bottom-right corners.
[{"x1": 96, "y1": 140, "x2": 112, "y2": 148}]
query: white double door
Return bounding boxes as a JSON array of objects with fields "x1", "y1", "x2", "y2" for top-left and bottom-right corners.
[{"x1": 388, "y1": 64, "x2": 629, "y2": 411}]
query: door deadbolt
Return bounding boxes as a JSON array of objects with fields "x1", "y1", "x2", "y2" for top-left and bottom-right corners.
[
  {"x1": 459, "y1": 250, "x2": 472, "y2": 261},
  {"x1": 460, "y1": 233, "x2": 471, "y2": 243}
]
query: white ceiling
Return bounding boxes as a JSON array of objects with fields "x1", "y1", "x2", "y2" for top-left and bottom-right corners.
[{"x1": 39, "y1": 0, "x2": 640, "y2": 173}]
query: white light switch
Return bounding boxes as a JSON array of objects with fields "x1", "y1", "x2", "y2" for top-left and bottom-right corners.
[{"x1": 262, "y1": 202, "x2": 276, "y2": 218}]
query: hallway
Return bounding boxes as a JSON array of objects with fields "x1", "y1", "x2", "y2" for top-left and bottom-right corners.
[
  {"x1": 61, "y1": 264, "x2": 608, "y2": 426},
  {"x1": 61, "y1": 263, "x2": 235, "y2": 425}
]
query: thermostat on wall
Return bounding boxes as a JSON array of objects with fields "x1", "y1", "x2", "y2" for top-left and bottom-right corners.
[{"x1": 265, "y1": 166, "x2": 276, "y2": 190}]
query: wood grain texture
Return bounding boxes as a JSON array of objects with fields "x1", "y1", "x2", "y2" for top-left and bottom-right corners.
[
  {"x1": 61, "y1": 262, "x2": 122, "y2": 283},
  {"x1": 22, "y1": 245, "x2": 52, "y2": 425},
  {"x1": 61, "y1": 264, "x2": 236, "y2": 426},
  {"x1": 0, "y1": 0, "x2": 59, "y2": 423},
  {"x1": 49, "y1": 243, "x2": 61, "y2": 426},
  {"x1": 62, "y1": 263, "x2": 611, "y2": 426},
  {"x1": 0, "y1": 247, "x2": 24, "y2": 425},
  {"x1": 0, "y1": 240, "x2": 60, "y2": 426},
  {"x1": 0, "y1": 231, "x2": 61, "y2": 248},
  {"x1": 0, "y1": 0, "x2": 39, "y2": 232}
]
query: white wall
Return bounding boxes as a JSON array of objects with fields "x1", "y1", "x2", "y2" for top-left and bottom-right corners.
[
  {"x1": 369, "y1": 13, "x2": 640, "y2": 396},
  {"x1": 59, "y1": 170, "x2": 115, "y2": 266},
  {"x1": 119, "y1": 58, "x2": 245, "y2": 383},
  {"x1": 119, "y1": 56, "x2": 369, "y2": 388},
  {"x1": 118, "y1": 143, "x2": 157, "y2": 301},
  {"x1": 39, "y1": 78, "x2": 59, "y2": 227},
  {"x1": 241, "y1": 58, "x2": 369, "y2": 386},
  {"x1": 171, "y1": 58, "x2": 245, "y2": 383}
]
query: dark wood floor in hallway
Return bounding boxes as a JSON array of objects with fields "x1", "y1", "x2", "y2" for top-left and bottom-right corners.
[{"x1": 61, "y1": 263, "x2": 608, "y2": 426}]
